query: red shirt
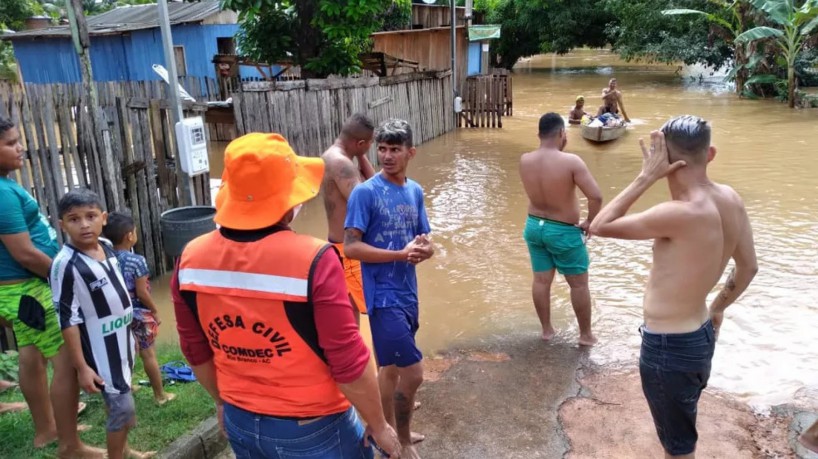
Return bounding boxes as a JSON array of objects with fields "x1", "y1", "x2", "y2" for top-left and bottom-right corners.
[{"x1": 172, "y1": 247, "x2": 370, "y2": 384}]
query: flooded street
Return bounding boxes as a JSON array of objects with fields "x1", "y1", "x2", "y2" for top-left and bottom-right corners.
[{"x1": 153, "y1": 50, "x2": 818, "y2": 409}]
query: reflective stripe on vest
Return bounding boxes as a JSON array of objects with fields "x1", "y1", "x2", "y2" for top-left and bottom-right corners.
[
  {"x1": 179, "y1": 229, "x2": 350, "y2": 418},
  {"x1": 178, "y1": 268, "x2": 308, "y2": 302}
]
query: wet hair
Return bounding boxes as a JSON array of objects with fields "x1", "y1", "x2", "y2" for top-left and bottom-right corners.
[
  {"x1": 58, "y1": 188, "x2": 104, "y2": 218},
  {"x1": 0, "y1": 116, "x2": 14, "y2": 138},
  {"x1": 375, "y1": 119, "x2": 413, "y2": 148},
  {"x1": 340, "y1": 113, "x2": 375, "y2": 142},
  {"x1": 660, "y1": 115, "x2": 711, "y2": 165},
  {"x1": 538, "y1": 112, "x2": 565, "y2": 138},
  {"x1": 103, "y1": 211, "x2": 135, "y2": 245}
]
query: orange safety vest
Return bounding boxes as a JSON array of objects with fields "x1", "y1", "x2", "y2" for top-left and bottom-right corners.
[{"x1": 178, "y1": 229, "x2": 350, "y2": 418}]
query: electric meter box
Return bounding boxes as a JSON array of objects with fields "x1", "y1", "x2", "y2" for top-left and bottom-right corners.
[{"x1": 175, "y1": 117, "x2": 209, "y2": 176}]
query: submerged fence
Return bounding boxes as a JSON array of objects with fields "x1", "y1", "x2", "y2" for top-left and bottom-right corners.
[{"x1": 233, "y1": 70, "x2": 454, "y2": 157}]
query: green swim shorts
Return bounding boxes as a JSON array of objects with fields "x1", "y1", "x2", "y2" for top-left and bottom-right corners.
[
  {"x1": 523, "y1": 215, "x2": 589, "y2": 275},
  {"x1": 0, "y1": 278, "x2": 64, "y2": 358}
]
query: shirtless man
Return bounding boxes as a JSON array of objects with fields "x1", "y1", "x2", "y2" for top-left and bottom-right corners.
[
  {"x1": 590, "y1": 115, "x2": 758, "y2": 458},
  {"x1": 597, "y1": 78, "x2": 631, "y2": 122},
  {"x1": 321, "y1": 113, "x2": 376, "y2": 322},
  {"x1": 568, "y1": 96, "x2": 588, "y2": 125},
  {"x1": 520, "y1": 112, "x2": 602, "y2": 346}
]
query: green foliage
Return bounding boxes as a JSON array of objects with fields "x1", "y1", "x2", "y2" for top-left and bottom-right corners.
[
  {"x1": 0, "y1": 351, "x2": 19, "y2": 382},
  {"x1": 795, "y1": 44, "x2": 818, "y2": 86},
  {"x1": 736, "y1": 25, "x2": 784, "y2": 42},
  {"x1": 0, "y1": 0, "x2": 40, "y2": 82},
  {"x1": 0, "y1": 344, "x2": 214, "y2": 459},
  {"x1": 605, "y1": 0, "x2": 734, "y2": 70},
  {"x1": 223, "y1": 0, "x2": 393, "y2": 78},
  {"x1": 0, "y1": 0, "x2": 38, "y2": 31},
  {"x1": 379, "y1": 0, "x2": 411, "y2": 31},
  {"x1": 488, "y1": 0, "x2": 614, "y2": 70},
  {"x1": 474, "y1": 0, "x2": 503, "y2": 13},
  {"x1": 736, "y1": 0, "x2": 818, "y2": 106}
]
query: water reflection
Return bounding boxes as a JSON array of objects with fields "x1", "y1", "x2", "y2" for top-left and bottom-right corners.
[{"x1": 152, "y1": 49, "x2": 817, "y2": 408}]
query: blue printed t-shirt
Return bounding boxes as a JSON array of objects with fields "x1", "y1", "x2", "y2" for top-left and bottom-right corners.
[
  {"x1": 0, "y1": 176, "x2": 60, "y2": 281},
  {"x1": 345, "y1": 173, "x2": 431, "y2": 313},
  {"x1": 114, "y1": 249, "x2": 151, "y2": 310}
]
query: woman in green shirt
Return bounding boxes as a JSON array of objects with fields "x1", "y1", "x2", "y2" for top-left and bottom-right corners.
[{"x1": 0, "y1": 116, "x2": 103, "y2": 457}]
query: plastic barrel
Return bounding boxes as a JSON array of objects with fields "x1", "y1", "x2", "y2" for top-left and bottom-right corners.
[{"x1": 160, "y1": 206, "x2": 217, "y2": 258}]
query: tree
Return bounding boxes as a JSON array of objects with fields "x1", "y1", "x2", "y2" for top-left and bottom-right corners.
[
  {"x1": 1, "y1": 0, "x2": 41, "y2": 82},
  {"x1": 605, "y1": 0, "x2": 734, "y2": 71},
  {"x1": 487, "y1": 0, "x2": 613, "y2": 70},
  {"x1": 736, "y1": 0, "x2": 818, "y2": 107},
  {"x1": 223, "y1": 0, "x2": 394, "y2": 78},
  {"x1": 662, "y1": 1, "x2": 755, "y2": 94},
  {"x1": 1, "y1": 0, "x2": 39, "y2": 30}
]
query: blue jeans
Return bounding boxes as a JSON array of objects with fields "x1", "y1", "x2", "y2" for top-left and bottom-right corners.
[
  {"x1": 639, "y1": 320, "x2": 716, "y2": 456},
  {"x1": 223, "y1": 404, "x2": 374, "y2": 459}
]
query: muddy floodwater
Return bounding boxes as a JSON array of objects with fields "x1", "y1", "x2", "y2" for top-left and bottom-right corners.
[{"x1": 151, "y1": 49, "x2": 818, "y2": 409}]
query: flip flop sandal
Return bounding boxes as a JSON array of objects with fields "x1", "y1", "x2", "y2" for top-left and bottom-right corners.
[{"x1": 160, "y1": 361, "x2": 197, "y2": 383}]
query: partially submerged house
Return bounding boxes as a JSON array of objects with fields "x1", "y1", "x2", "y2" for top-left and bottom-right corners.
[{"x1": 2, "y1": 1, "x2": 239, "y2": 84}]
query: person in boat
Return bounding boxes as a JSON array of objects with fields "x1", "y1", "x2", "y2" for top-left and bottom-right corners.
[
  {"x1": 597, "y1": 78, "x2": 631, "y2": 123},
  {"x1": 519, "y1": 113, "x2": 602, "y2": 346},
  {"x1": 591, "y1": 115, "x2": 758, "y2": 458},
  {"x1": 568, "y1": 96, "x2": 589, "y2": 125}
]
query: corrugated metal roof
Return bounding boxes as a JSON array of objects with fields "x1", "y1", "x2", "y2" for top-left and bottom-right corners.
[{"x1": 3, "y1": 1, "x2": 226, "y2": 40}]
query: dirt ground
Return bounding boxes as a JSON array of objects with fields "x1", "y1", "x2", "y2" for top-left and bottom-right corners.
[
  {"x1": 212, "y1": 335, "x2": 817, "y2": 459},
  {"x1": 412, "y1": 336, "x2": 817, "y2": 459}
]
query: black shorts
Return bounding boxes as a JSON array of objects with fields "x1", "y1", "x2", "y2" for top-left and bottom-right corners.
[{"x1": 638, "y1": 321, "x2": 716, "y2": 456}]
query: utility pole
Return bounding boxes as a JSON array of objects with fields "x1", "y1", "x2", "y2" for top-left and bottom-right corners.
[
  {"x1": 157, "y1": 0, "x2": 195, "y2": 206},
  {"x1": 66, "y1": 0, "x2": 123, "y2": 211},
  {"x1": 451, "y1": 0, "x2": 457, "y2": 96}
]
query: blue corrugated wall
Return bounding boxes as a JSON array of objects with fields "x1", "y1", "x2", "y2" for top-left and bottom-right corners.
[{"x1": 12, "y1": 23, "x2": 240, "y2": 84}]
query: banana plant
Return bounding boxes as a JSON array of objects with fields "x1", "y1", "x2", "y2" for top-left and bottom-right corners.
[
  {"x1": 662, "y1": 1, "x2": 753, "y2": 95},
  {"x1": 736, "y1": 0, "x2": 818, "y2": 107}
]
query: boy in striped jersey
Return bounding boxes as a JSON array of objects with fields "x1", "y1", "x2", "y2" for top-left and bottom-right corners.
[{"x1": 50, "y1": 189, "x2": 153, "y2": 459}]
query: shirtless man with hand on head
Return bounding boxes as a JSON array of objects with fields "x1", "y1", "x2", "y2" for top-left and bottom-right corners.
[
  {"x1": 590, "y1": 115, "x2": 758, "y2": 458},
  {"x1": 321, "y1": 113, "x2": 376, "y2": 323},
  {"x1": 520, "y1": 112, "x2": 602, "y2": 346}
]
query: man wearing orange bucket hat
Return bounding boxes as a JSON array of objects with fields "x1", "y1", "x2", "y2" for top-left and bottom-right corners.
[{"x1": 171, "y1": 133, "x2": 401, "y2": 459}]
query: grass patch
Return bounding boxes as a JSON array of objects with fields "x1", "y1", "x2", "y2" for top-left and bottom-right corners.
[{"x1": 0, "y1": 344, "x2": 214, "y2": 458}]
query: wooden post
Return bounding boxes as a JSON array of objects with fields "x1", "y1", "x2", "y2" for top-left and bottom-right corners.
[{"x1": 66, "y1": 0, "x2": 123, "y2": 211}]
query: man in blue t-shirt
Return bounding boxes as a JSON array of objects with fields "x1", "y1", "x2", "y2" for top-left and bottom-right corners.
[{"x1": 344, "y1": 119, "x2": 434, "y2": 459}]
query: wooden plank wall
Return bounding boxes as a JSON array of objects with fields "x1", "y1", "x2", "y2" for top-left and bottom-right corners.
[
  {"x1": 232, "y1": 71, "x2": 454, "y2": 159},
  {"x1": 0, "y1": 80, "x2": 211, "y2": 277},
  {"x1": 411, "y1": 5, "x2": 466, "y2": 28},
  {"x1": 372, "y1": 27, "x2": 468, "y2": 95},
  {"x1": 457, "y1": 75, "x2": 507, "y2": 128}
]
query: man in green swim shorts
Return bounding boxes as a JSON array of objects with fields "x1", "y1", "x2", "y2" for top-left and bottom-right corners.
[
  {"x1": 0, "y1": 117, "x2": 103, "y2": 458},
  {"x1": 519, "y1": 112, "x2": 603, "y2": 346}
]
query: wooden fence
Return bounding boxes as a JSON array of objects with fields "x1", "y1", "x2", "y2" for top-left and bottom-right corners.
[
  {"x1": 233, "y1": 70, "x2": 454, "y2": 158},
  {"x1": 0, "y1": 81, "x2": 211, "y2": 278},
  {"x1": 458, "y1": 75, "x2": 509, "y2": 128}
]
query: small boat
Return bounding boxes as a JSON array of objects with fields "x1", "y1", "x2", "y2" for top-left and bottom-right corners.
[{"x1": 580, "y1": 123, "x2": 627, "y2": 142}]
